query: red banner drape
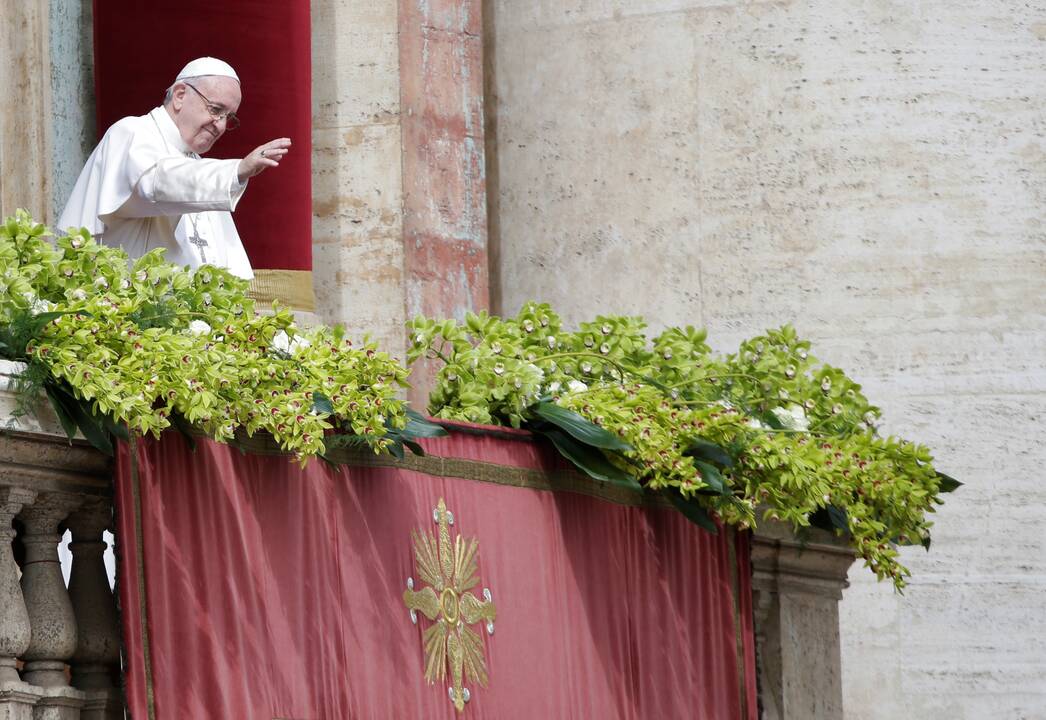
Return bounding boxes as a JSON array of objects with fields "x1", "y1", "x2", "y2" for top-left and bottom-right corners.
[
  {"x1": 91, "y1": 0, "x2": 311, "y2": 275},
  {"x1": 115, "y1": 429, "x2": 757, "y2": 719}
]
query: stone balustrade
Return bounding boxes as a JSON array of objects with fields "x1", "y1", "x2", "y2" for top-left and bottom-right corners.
[
  {"x1": 0, "y1": 361, "x2": 123, "y2": 720},
  {"x1": 0, "y1": 361, "x2": 856, "y2": 719}
]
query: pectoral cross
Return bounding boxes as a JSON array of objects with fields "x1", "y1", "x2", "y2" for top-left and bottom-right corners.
[{"x1": 187, "y1": 222, "x2": 209, "y2": 264}]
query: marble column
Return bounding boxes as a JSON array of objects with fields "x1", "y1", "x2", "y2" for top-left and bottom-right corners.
[
  {"x1": 751, "y1": 520, "x2": 856, "y2": 720},
  {"x1": 17, "y1": 493, "x2": 81, "y2": 688}
]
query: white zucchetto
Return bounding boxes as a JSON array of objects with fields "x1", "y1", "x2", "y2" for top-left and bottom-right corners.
[{"x1": 175, "y1": 57, "x2": 240, "y2": 83}]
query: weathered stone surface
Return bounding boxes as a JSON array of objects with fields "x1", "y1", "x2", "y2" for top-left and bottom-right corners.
[
  {"x1": 486, "y1": 1, "x2": 1046, "y2": 716},
  {"x1": 0, "y1": 1, "x2": 52, "y2": 222},
  {"x1": 0, "y1": 489, "x2": 37, "y2": 684},
  {"x1": 752, "y1": 520, "x2": 856, "y2": 720},
  {"x1": 0, "y1": 681, "x2": 40, "y2": 720},
  {"x1": 311, "y1": 0, "x2": 408, "y2": 366}
]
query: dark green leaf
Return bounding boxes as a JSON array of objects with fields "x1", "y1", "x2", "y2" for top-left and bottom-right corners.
[
  {"x1": 685, "y1": 439, "x2": 735, "y2": 468},
  {"x1": 921, "y1": 535, "x2": 932, "y2": 551},
  {"x1": 48, "y1": 386, "x2": 112, "y2": 455},
  {"x1": 826, "y1": 505, "x2": 849, "y2": 532},
  {"x1": 936, "y1": 472, "x2": 962, "y2": 493},
  {"x1": 43, "y1": 384, "x2": 78, "y2": 441},
  {"x1": 311, "y1": 391, "x2": 334, "y2": 415},
  {"x1": 28, "y1": 310, "x2": 91, "y2": 336},
  {"x1": 809, "y1": 505, "x2": 849, "y2": 534},
  {"x1": 536, "y1": 427, "x2": 640, "y2": 490},
  {"x1": 664, "y1": 492, "x2": 719, "y2": 535},
  {"x1": 693, "y1": 460, "x2": 730, "y2": 496},
  {"x1": 402, "y1": 439, "x2": 426, "y2": 457},
  {"x1": 387, "y1": 440, "x2": 405, "y2": 459},
  {"x1": 403, "y1": 408, "x2": 448, "y2": 438},
  {"x1": 532, "y1": 402, "x2": 634, "y2": 452},
  {"x1": 98, "y1": 412, "x2": 129, "y2": 441},
  {"x1": 317, "y1": 452, "x2": 339, "y2": 469}
]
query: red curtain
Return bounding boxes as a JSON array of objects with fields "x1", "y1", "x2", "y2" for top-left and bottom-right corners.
[
  {"x1": 115, "y1": 429, "x2": 757, "y2": 719},
  {"x1": 91, "y1": 0, "x2": 311, "y2": 272}
]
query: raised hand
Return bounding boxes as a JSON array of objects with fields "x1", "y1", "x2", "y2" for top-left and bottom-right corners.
[{"x1": 237, "y1": 138, "x2": 292, "y2": 183}]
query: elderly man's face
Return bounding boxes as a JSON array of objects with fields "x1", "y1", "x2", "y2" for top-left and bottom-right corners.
[{"x1": 171, "y1": 76, "x2": 241, "y2": 154}]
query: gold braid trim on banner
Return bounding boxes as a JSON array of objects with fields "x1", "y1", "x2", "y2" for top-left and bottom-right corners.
[
  {"x1": 248, "y1": 269, "x2": 316, "y2": 312},
  {"x1": 228, "y1": 429, "x2": 675, "y2": 509}
]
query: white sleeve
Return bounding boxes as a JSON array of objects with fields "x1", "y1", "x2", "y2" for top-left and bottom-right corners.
[{"x1": 115, "y1": 157, "x2": 246, "y2": 218}]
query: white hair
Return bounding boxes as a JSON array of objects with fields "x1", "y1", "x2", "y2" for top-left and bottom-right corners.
[{"x1": 163, "y1": 75, "x2": 210, "y2": 105}]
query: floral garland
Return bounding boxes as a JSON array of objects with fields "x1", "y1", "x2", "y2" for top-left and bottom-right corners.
[
  {"x1": 0, "y1": 210, "x2": 413, "y2": 460},
  {"x1": 408, "y1": 303, "x2": 959, "y2": 589}
]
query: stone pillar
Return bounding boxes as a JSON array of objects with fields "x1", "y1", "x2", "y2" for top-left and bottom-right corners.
[
  {"x1": 751, "y1": 519, "x2": 856, "y2": 720},
  {"x1": 17, "y1": 494, "x2": 81, "y2": 688},
  {"x1": 66, "y1": 499, "x2": 118, "y2": 691},
  {"x1": 0, "y1": 0, "x2": 53, "y2": 222}
]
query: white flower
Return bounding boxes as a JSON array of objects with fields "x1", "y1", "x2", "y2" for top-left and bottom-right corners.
[
  {"x1": 69, "y1": 289, "x2": 87, "y2": 301},
  {"x1": 547, "y1": 381, "x2": 562, "y2": 394},
  {"x1": 188, "y1": 320, "x2": 212, "y2": 336},
  {"x1": 746, "y1": 418, "x2": 768, "y2": 430},
  {"x1": 271, "y1": 330, "x2": 292, "y2": 353},
  {"x1": 30, "y1": 297, "x2": 54, "y2": 313},
  {"x1": 94, "y1": 276, "x2": 109, "y2": 290},
  {"x1": 771, "y1": 404, "x2": 810, "y2": 431},
  {"x1": 567, "y1": 380, "x2": 588, "y2": 394},
  {"x1": 271, "y1": 331, "x2": 311, "y2": 355}
]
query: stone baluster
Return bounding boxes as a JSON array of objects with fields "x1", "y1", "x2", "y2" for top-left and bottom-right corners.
[
  {"x1": 17, "y1": 493, "x2": 82, "y2": 688},
  {"x1": 0, "y1": 486, "x2": 37, "y2": 686},
  {"x1": 67, "y1": 499, "x2": 118, "y2": 691},
  {"x1": 67, "y1": 499, "x2": 123, "y2": 720},
  {"x1": 750, "y1": 519, "x2": 856, "y2": 720}
]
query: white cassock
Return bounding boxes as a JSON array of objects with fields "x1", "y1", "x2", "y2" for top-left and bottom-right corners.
[{"x1": 57, "y1": 106, "x2": 254, "y2": 279}]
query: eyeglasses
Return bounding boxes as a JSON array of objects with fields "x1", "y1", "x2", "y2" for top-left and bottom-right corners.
[{"x1": 184, "y1": 83, "x2": 240, "y2": 130}]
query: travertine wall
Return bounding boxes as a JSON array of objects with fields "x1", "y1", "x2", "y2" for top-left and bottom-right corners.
[
  {"x1": 486, "y1": 1, "x2": 1046, "y2": 717},
  {"x1": 311, "y1": 0, "x2": 407, "y2": 358}
]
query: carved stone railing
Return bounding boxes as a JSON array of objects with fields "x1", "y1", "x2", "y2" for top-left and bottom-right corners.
[
  {"x1": 0, "y1": 361, "x2": 123, "y2": 719},
  {"x1": 0, "y1": 362, "x2": 857, "y2": 719}
]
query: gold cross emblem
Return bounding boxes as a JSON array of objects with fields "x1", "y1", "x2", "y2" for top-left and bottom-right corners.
[{"x1": 404, "y1": 498, "x2": 496, "y2": 711}]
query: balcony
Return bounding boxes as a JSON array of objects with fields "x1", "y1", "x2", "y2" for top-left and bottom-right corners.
[{"x1": 0, "y1": 359, "x2": 854, "y2": 719}]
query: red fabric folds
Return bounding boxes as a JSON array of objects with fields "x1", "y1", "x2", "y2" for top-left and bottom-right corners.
[
  {"x1": 115, "y1": 430, "x2": 756, "y2": 719},
  {"x1": 92, "y1": 0, "x2": 312, "y2": 271}
]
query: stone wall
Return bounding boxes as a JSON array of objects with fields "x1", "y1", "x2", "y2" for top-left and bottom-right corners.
[
  {"x1": 485, "y1": 1, "x2": 1046, "y2": 717},
  {"x1": 311, "y1": 0, "x2": 407, "y2": 358}
]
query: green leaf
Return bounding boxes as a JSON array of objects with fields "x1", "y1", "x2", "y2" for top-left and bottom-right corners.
[
  {"x1": 47, "y1": 384, "x2": 112, "y2": 455},
  {"x1": 532, "y1": 402, "x2": 634, "y2": 452},
  {"x1": 809, "y1": 505, "x2": 849, "y2": 534},
  {"x1": 43, "y1": 384, "x2": 78, "y2": 441},
  {"x1": 403, "y1": 408, "x2": 448, "y2": 438},
  {"x1": 664, "y1": 492, "x2": 719, "y2": 535},
  {"x1": 28, "y1": 310, "x2": 91, "y2": 336},
  {"x1": 311, "y1": 391, "x2": 334, "y2": 415},
  {"x1": 402, "y1": 439, "x2": 426, "y2": 456},
  {"x1": 685, "y1": 439, "x2": 735, "y2": 468},
  {"x1": 693, "y1": 460, "x2": 730, "y2": 495},
  {"x1": 536, "y1": 427, "x2": 640, "y2": 490},
  {"x1": 387, "y1": 440, "x2": 405, "y2": 459},
  {"x1": 936, "y1": 472, "x2": 962, "y2": 493},
  {"x1": 921, "y1": 535, "x2": 932, "y2": 551}
]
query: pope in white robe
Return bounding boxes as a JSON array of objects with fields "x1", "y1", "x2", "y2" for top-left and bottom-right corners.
[{"x1": 58, "y1": 57, "x2": 292, "y2": 280}]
